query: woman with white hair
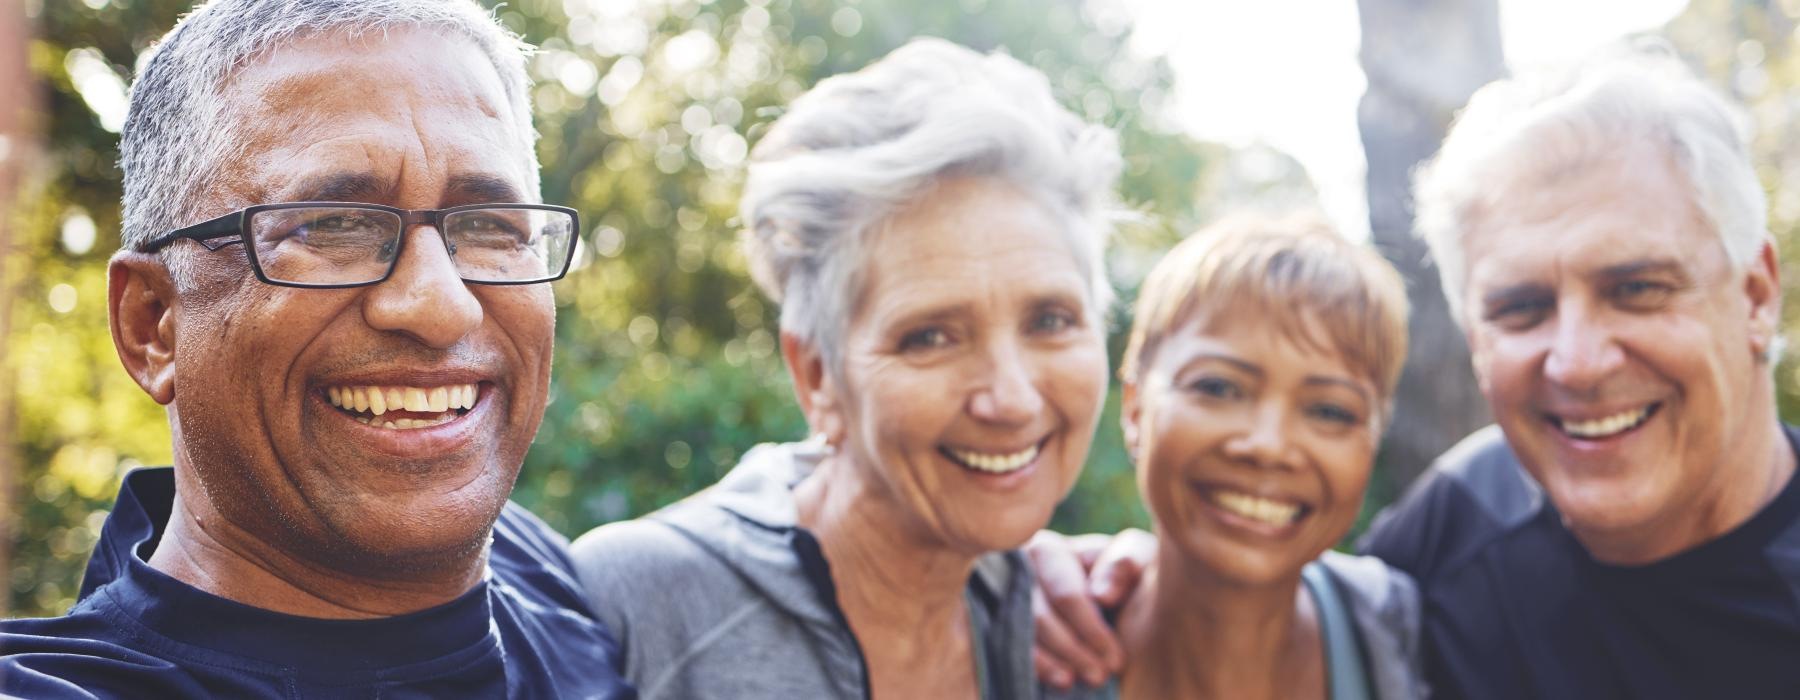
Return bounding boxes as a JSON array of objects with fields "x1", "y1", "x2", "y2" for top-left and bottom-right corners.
[{"x1": 572, "y1": 37, "x2": 1121, "y2": 699}]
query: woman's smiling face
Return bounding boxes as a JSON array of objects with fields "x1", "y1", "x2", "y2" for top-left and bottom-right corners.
[
  {"x1": 821, "y1": 175, "x2": 1110, "y2": 556},
  {"x1": 1127, "y1": 316, "x2": 1379, "y2": 585}
]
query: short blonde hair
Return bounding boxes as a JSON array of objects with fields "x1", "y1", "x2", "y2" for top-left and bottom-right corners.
[{"x1": 1121, "y1": 215, "x2": 1410, "y2": 410}]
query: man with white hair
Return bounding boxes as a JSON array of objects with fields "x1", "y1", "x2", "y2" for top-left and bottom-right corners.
[
  {"x1": 1030, "y1": 44, "x2": 1800, "y2": 699},
  {"x1": 0, "y1": 1, "x2": 634, "y2": 696},
  {"x1": 1359, "y1": 43, "x2": 1800, "y2": 699}
]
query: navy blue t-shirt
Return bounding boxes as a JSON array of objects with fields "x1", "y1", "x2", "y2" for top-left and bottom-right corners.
[
  {"x1": 0, "y1": 467, "x2": 636, "y2": 699},
  {"x1": 1361, "y1": 425, "x2": 1800, "y2": 700}
]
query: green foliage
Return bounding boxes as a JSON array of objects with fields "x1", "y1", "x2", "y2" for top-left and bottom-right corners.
[{"x1": 488, "y1": 0, "x2": 1223, "y2": 544}]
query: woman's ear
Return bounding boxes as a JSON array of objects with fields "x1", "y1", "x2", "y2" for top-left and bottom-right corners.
[
  {"x1": 1120, "y1": 380, "x2": 1141, "y2": 462},
  {"x1": 781, "y1": 331, "x2": 844, "y2": 448},
  {"x1": 109, "y1": 251, "x2": 178, "y2": 405}
]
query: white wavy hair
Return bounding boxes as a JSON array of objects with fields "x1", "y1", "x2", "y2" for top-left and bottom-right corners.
[
  {"x1": 1414, "y1": 40, "x2": 1767, "y2": 324},
  {"x1": 120, "y1": 0, "x2": 538, "y2": 285},
  {"x1": 739, "y1": 37, "x2": 1124, "y2": 374}
]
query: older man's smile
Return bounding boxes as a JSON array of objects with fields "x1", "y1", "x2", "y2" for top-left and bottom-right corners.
[
  {"x1": 324, "y1": 382, "x2": 482, "y2": 428},
  {"x1": 306, "y1": 362, "x2": 511, "y2": 459},
  {"x1": 1547, "y1": 403, "x2": 1661, "y2": 441}
]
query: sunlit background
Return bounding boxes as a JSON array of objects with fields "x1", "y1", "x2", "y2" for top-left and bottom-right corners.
[{"x1": 4, "y1": 0, "x2": 1798, "y2": 618}]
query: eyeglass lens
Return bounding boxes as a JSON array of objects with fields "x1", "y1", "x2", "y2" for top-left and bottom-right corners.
[{"x1": 246, "y1": 206, "x2": 574, "y2": 285}]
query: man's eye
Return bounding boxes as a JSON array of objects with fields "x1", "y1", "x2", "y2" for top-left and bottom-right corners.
[
  {"x1": 1186, "y1": 376, "x2": 1241, "y2": 400},
  {"x1": 1613, "y1": 280, "x2": 1674, "y2": 309},
  {"x1": 287, "y1": 214, "x2": 384, "y2": 250},
  {"x1": 1029, "y1": 310, "x2": 1076, "y2": 334},
  {"x1": 1483, "y1": 299, "x2": 1550, "y2": 330},
  {"x1": 898, "y1": 327, "x2": 950, "y2": 352}
]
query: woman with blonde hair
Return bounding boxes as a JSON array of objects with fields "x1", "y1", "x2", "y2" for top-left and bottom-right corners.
[{"x1": 1047, "y1": 216, "x2": 1425, "y2": 700}]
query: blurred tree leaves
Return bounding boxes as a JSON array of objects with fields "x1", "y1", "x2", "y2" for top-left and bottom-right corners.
[{"x1": 7, "y1": 0, "x2": 1240, "y2": 617}]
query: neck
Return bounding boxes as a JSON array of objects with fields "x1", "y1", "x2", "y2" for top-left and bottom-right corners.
[
  {"x1": 148, "y1": 468, "x2": 487, "y2": 620},
  {"x1": 795, "y1": 454, "x2": 980, "y2": 699},
  {"x1": 1115, "y1": 543, "x2": 1323, "y2": 700},
  {"x1": 1577, "y1": 407, "x2": 1795, "y2": 565}
]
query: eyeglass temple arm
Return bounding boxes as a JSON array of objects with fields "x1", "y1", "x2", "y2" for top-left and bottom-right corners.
[{"x1": 142, "y1": 210, "x2": 245, "y2": 252}]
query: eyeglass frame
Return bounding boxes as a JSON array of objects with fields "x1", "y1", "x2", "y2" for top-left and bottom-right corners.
[{"x1": 138, "y1": 201, "x2": 582, "y2": 289}]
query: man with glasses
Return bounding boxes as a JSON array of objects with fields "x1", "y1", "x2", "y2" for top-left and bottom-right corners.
[{"x1": 0, "y1": 1, "x2": 633, "y2": 697}]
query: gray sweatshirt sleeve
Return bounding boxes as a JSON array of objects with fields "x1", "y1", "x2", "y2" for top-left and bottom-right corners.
[{"x1": 570, "y1": 519, "x2": 744, "y2": 698}]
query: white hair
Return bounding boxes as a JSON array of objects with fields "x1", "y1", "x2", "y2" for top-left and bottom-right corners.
[
  {"x1": 120, "y1": 0, "x2": 538, "y2": 285},
  {"x1": 739, "y1": 37, "x2": 1123, "y2": 374},
  {"x1": 1414, "y1": 40, "x2": 1767, "y2": 324}
]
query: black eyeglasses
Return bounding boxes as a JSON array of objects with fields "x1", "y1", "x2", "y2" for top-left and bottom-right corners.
[{"x1": 140, "y1": 202, "x2": 580, "y2": 288}]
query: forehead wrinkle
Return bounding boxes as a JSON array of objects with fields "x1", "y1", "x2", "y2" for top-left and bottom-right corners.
[{"x1": 227, "y1": 31, "x2": 526, "y2": 205}]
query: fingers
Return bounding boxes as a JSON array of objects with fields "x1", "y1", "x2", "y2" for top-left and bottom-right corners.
[
  {"x1": 1066, "y1": 532, "x2": 1115, "y2": 569},
  {"x1": 1025, "y1": 530, "x2": 1125, "y2": 683},
  {"x1": 1033, "y1": 646, "x2": 1076, "y2": 690},
  {"x1": 1089, "y1": 527, "x2": 1156, "y2": 608},
  {"x1": 1032, "y1": 583, "x2": 1103, "y2": 688}
]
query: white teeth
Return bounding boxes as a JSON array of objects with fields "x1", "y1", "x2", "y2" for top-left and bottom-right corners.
[
  {"x1": 1559, "y1": 406, "x2": 1652, "y2": 439},
  {"x1": 1209, "y1": 490, "x2": 1303, "y2": 526},
  {"x1": 324, "y1": 382, "x2": 480, "y2": 428},
  {"x1": 404, "y1": 388, "x2": 428, "y2": 412},
  {"x1": 947, "y1": 444, "x2": 1040, "y2": 474}
]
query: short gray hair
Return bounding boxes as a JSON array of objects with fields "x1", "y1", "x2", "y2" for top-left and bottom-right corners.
[
  {"x1": 739, "y1": 37, "x2": 1123, "y2": 373},
  {"x1": 1414, "y1": 41, "x2": 1767, "y2": 324},
  {"x1": 120, "y1": 0, "x2": 538, "y2": 280}
]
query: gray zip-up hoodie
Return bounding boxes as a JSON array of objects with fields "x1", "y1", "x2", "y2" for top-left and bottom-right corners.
[{"x1": 571, "y1": 441, "x2": 1036, "y2": 700}]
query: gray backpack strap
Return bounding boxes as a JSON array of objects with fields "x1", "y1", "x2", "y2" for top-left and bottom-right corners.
[{"x1": 1302, "y1": 561, "x2": 1375, "y2": 700}]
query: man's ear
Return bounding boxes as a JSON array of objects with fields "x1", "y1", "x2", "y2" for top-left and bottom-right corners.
[
  {"x1": 1462, "y1": 304, "x2": 1494, "y2": 398},
  {"x1": 780, "y1": 331, "x2": 844, "y2": 447},
  {"x1": 1119, "y1": 379, "x2": 1142, "y2": 462},
  {"x1": 1745, "y1": 238, "x2": 1782, "y2": 363},
  {"x1": 109, "y1": 251, "x2": 178, "y2": 405}
]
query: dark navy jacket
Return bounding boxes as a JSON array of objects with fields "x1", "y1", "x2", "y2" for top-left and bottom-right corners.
[
  {"x1": 0, "y1": 467, "x2": 636, "y2": 699},
  {"x1": 1361, "y1": 425, "x2": 1800, "y2": 700}
]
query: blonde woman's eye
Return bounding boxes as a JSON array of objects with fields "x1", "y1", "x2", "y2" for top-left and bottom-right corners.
[
  {"x1": 1187, "y1": 376, "x2": 1241, "y2": 400},
  {"x1": 1308, "y1": 403, "x2": 1359, "y2": 425}
]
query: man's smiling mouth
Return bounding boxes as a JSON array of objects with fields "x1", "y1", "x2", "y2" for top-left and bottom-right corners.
[
  {"x1": 325, "y1": 383, "x2": 480, "y2": 429},
  {"x1": 1548, "y1": 403, "x2": 1661, "y2": 440}
]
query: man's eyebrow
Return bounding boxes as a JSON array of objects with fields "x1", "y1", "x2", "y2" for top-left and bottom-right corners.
[
  {"x1": 1481, "y1": 283, "x2": 1551, "y2": 310},
  {"x1": 290, "y1": 173, "x2": 394, "y2": 203},
  {"x1": 446, "y1": 174, "x2": 526, "y2": 204},
  {"x1": 1595, "y1": 259, "x2": 1688, "y2": 281}
]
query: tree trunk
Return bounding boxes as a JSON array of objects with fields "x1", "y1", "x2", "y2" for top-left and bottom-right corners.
[
  {"x1": 1357, "y1": 0, "x2": 1504, "y2": 488},
  {"x1": 0, "y1": 0, "x2": 38, "y2": 616}
]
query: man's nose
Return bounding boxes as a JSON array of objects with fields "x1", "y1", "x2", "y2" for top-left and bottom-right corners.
[
  {"x1": 1542, "y1": 302, "x2": 1624, "y2": 392},
  {"x1": 361, "y1": 226, "x2": 483, "y2": 348},
  {"x1": 968, "y1": 340, "x2": 1046, "y2": 426}
]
